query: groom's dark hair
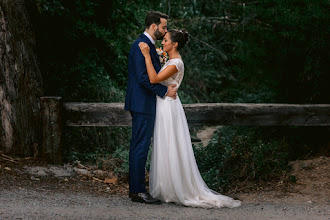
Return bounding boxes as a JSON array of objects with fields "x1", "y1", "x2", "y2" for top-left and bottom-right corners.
[{"x1": 145, "y1": 11, "x2": 169, "y2": 29}]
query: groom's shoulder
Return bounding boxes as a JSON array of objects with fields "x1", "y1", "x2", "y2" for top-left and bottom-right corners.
[
  {"x1": 135, "y1": 34, "x2": 150, "y2": 44},
  {"x1": 130, "y1": 34, "x2": 148, "y2": 51}
]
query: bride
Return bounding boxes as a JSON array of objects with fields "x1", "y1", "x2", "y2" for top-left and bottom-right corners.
[{"x1": 138, "y1": 29, "x2": 241, "y2": 209}]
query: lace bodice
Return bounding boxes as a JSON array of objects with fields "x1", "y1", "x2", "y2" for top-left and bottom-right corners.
[{"x1": 159, "y1": 58, "x2": 184, "y2": 89}]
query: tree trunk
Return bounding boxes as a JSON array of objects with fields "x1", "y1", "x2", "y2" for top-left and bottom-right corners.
[{"x1": 0, "y1": 0, "x2": 43, "y2": 156}]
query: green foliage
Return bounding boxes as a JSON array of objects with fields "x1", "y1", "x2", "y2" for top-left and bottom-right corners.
[
  {"x1": 63, "y1": 126, "x2": 131, "y2": 162},
  {"x1": 194, "y1": 126, "x2": 329, "y2": 192},
  {"x1": 243, "y1": 0, "x2": 330, "y2": 103},
  {"x1": 32, "y1": 0, "x2": 329, "y2": 103},
  {"x1": 110, "y1": 145, "x2": 130, "y2": 179},
  {"x1": 32, "y1": 0, "x2": 151, "y2": 102},
  {"x1": 193, "y1": 126, "x2": 289, "y2": 192}
]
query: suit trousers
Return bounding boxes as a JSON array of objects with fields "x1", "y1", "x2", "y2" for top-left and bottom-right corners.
[{"x1": 129, "y1": 111, "x2": 155, "y2": 193}]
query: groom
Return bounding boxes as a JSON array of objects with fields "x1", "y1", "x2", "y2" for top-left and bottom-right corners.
[{"x1": 124, "y1": 11, "x2": 177, "y2": 204}]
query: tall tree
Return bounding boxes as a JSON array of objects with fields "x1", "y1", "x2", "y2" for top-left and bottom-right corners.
[{"x1": 0, "y1": 0, "x2": 43, "y2": 156}]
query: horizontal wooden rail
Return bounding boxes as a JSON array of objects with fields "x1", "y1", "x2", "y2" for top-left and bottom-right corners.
[
  {"x1": 40, "y1": 97, "x2": 330, "y2": 164},
  {"x1": 63, "y1": 102, "x2": 330, "y2": 127}
]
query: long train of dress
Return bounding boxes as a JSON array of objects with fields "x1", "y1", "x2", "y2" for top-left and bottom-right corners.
[{"x1": 149, "y1": 58, "x2": 241, "y2": 208}]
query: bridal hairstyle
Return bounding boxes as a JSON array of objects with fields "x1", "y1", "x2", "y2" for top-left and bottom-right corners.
[
  {"x1": 168, "y1": 29, "x2": 189, "y2": 50},
  {"x1": 145, "y1": 11, "x2": 169, "y2": 28}
]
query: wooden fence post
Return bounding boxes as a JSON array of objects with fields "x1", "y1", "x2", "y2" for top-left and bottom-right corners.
[{"x1": 40, "y1": 97, "x2": 63, "y2": 164}]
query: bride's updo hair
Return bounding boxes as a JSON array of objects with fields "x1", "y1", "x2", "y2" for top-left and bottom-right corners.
[{"x1": 168, "y1": 29, "x2": 189, "y2": 50}]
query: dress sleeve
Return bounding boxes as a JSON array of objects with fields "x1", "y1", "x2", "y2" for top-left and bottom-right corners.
[{"x1": 170, "y1": 59, "x2": 183, "y2": 72}]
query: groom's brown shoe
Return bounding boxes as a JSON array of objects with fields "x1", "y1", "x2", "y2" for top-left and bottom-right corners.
[{"x1": 129, "y1": 192, "x2": 161, "y2": 204}]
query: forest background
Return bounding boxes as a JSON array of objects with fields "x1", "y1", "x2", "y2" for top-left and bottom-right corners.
[{"x1": 28, "y1": 0, "x2": 329, "y2": 192}]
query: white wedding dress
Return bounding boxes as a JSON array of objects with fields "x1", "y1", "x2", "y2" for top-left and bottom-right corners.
[{"x1": 149, "y1": 58, "x2": 241, "y2": 208}]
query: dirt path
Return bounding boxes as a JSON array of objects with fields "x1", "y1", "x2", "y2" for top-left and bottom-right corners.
[
  {"x1": 1, "y1": 156, "x2": 330, "y2": 219},
  {"x1": 195, "y1": 126, "x2": 220, "y2": 147}
]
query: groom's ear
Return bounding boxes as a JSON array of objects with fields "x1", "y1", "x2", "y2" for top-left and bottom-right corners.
[{"x1": 150, "y1": 23, "x2": 157, "y2": 31}]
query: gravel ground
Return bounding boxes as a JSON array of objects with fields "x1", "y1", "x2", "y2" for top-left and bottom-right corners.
[
  {"x1": 0, "y1": 187, "x2": 330, "y2": 220},
  {"x1": 1, "y1": 156, "x2": 330, "y2": 220}
]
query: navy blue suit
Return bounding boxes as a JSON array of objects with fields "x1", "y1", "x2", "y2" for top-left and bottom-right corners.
[{"x1": 125, "y1": 34, "x2": 167, "y2": 193}]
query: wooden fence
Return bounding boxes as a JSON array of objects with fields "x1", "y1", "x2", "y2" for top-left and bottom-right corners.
[{"x1": 40, "y1": 96, "x2": 330, "y2": 164}]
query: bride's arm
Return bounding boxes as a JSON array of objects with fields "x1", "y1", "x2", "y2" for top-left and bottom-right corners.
[{"x1": 139, "y1": 42, "x2": 178, "y2": 84}]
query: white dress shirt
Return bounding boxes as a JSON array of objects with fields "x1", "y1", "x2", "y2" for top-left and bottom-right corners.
[{"x1": 143, "y1": 31, "x2": 155, "y2": 45}]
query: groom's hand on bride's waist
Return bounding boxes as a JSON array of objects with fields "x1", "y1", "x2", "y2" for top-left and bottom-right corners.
[{"x1": 165, "y1": 84, "x2": 177, "y2": 99}]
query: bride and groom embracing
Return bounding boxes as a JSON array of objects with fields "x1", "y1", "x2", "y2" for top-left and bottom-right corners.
[{"x1": 124, "y1": 11, "x2": 241, "y2": 208}]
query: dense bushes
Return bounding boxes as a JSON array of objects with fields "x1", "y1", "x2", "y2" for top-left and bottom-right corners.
[
  {"x1": 194, "y1": 126, "x2": 329, "y2": 192},
  {"x1": 32, "y1": 0, "x2": 150, "y2": 102},
  {"x1": 194, "y1": 126, "x2": 289, "y2": 192},
  {"x1": 32, "y1": 0, "x2": 330, "y2": 104}
]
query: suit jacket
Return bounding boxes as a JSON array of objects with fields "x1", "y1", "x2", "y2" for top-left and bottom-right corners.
[{"x1": 124, "y1": 34, "x2": 167, "y2": 115}]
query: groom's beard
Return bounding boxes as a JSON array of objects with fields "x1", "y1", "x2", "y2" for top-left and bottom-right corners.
[{"x1": 154, "y1": 28, "x2": 165, "y2": 40}]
